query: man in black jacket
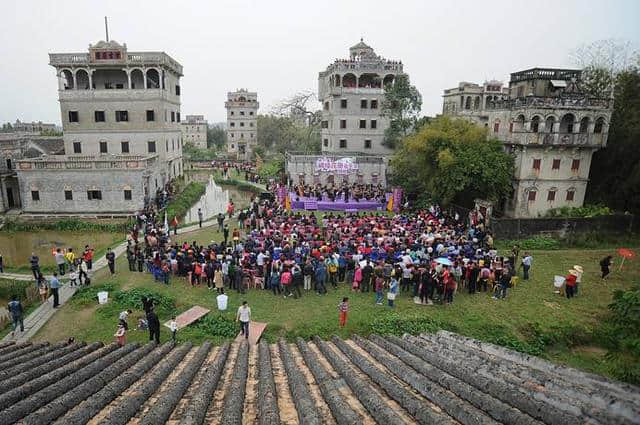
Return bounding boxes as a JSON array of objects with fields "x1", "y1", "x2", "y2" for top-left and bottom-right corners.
[
  {"x1": 361, "y1": 261, "x2": 374, "y2": 292},
  {"x1": 106, "y1": 248, "x2": 116, "y2": 274},
  {"x1": 147, "y1": 310, "x2": 160, "y2": 344}
]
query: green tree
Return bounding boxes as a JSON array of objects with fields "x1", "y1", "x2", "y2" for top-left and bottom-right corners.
[
  {"x1": 381, "y1": 74, "x2": 422, "y2": 149},
  {"x1": 206, "y1": 125, "x2": 226, "y2": 149},
  {"x1": 390, "y1": 116, "x2": 514, "y2": 206},
  {"x1": 257, "y1": 114, "x2": 320, "y2": 154},
  {"x1": 586, "y1": 65, "x2": 640, "y2": 213}
]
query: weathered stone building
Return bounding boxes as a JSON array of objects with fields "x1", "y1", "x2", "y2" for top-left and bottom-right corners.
[
  {"x1": 10, "y1": 120, "x2": 58, "y2": 134},
  {"x1": 318, "y1": 40, "x2": 404, "y2": 155},
  {"x1": 285, "y1": 152, "x2": 388, "y2": 187},
  {"x1": 225, "y1": 89, "x2": 258, "y2": 160},
  {"x1": 444, "y1": 68, "x2": 612, "y2": 218},
  {"x1": 181, "y1": 115, "x2": 208, "y2": 149},
  {"x1": 16, "y1": 37, "x2": 183, "y2": 215},
  {"x1": 442, "y1": 80, "x2": 509, "y2": 125}
]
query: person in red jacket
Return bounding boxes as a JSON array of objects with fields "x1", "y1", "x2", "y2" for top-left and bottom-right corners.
[
  {"x1": 83, "y1": 245, "x2": 94, "y2": 270},
  {"x1": 565, "y1": 269, "x2": 578, "y2": 299}
]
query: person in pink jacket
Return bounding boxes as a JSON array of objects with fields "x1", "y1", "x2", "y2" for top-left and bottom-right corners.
[{"x1": 353, "y1": 263, "x2": 362, "y2": 292}]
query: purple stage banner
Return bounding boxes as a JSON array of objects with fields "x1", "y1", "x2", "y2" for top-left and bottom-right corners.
[
  {"x1": 392, "y1": 188, "x2": 403, "y2": 212},
  {"x1": 277, "y1": 185, "x2": 287, "y2": 205},
  {"x1": 314, "y1": 157, "x2": 359, "y2": 174}
]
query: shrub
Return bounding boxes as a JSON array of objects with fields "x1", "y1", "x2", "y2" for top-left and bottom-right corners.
[
  {"x1": 214, "y1": 178, "x2": 263, "y2": 194},
  {"x1": 193, "y1": 315, "x2": 238, "y2": 338},
  {"x1": 71, "y1": 283, "x2": 120, "y2": 306},
  {"x1": 2, "y1": 219, "x2": 128, "y2": 233},
  {"x1": 370, "y1": 312, "x2": 452, "y2": 336},
  {"x1": 499, "y1": 236, "x2": 560, "y2": 250},
  {"x1": 164, "y1": 182, "x2": 206, "y2": 221},
  {"x1": 112, "y1": 288, "x2": 176, "y2": 317},
  {"x1": 545, "y1": 204, "x2": 613, "y2": 218}
]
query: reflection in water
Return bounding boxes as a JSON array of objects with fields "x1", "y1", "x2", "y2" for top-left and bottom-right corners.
[
  {"x1": 184, "y1": 176, "x2": 229, "y2": 225},
  {"x1": 0, "y1": 231, "x2": 120, "y2": 268}
]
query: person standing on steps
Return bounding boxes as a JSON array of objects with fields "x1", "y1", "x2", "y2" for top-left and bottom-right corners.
[
  {"x1": 49, "y1": 272, "x2": 60, "y2": 308},
  {"x1": 8, "y1": 295, "x2": 24, "y2": 336},
  {"x1": 236, "y1": 300, "x2": 251, "y2": 340},
  {"x1": 198, "y1": 208, "x2": 203, "y2": 228},
  {"x1": 106, "y1": 248, "x2": 116, "y2": 275},
  {"x1": 29, "y1": 252, "x2": 40, "y2": 280},
  {"x1": 147, "y1": 309, "x2": 161, "y2": 344}
]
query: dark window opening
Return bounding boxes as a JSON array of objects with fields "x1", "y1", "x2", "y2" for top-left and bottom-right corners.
[
  {"x1": 547, "y1": 190, "x2": 556, "y2": 201},
  {"x1": 64, "y1": 190, "x2": 73, "y2": 200},
  {"x1": 69, "y1": 111, "x2": 79, "y2": 122},
  {"x1": 73, "y1": 142, "x2": 82, "y2": 154},
  {"x1": 371, "y1": 120, "x2": 377, "y2": 129},
  {"x1": 340, "y1": 99, "x2": 347, "y2": 108},
  {"x1": 533, "y1": 159, "x2": 541, "y2": 170},
  {"x1": 121, "y1": 141, "x2": 130, "y2": 153},
  {"x1": 146, "y1": 110, "x2": 154, "y2": 121},
  {"x1": 528, "y1": 191, "x2": 536, "y2": 201},
  {"x1": 364, "y1": 139, "x2": 372, "y2": 149},
  {"x1": 340, "y1": 120, "x2": 346, "y2": 129},
  {"x1": 148, "y1": 141, "x2": 156, "y2": 153},
  {"x1": 87, "y1": 190, "x2": 102, "y2": 200},
  {"x1": 124, "y1": 189, "x2": 132, "y2": 200},
  {"x1": 94, "y1": 111, "x2": 105, "y2": 122},
  {"x1": 370, "y1": 99, "x2": 378, "y2": 109},
  {"x1": 99, "y1": 141, "x2": 108, "y2": 153},
  {"x1": 31, "y1": 190, "x2": 40, "y2": 201},
  {"x1": 360, "y1": 99, "x2": 367, "y2": 109},
  {"x1": 339, "y1": 139, "x2": 347, "y2": 148},
  {"x1": 175, "y1": 85, "x2": 181, "y2": 95},
  {"x1": 115, "y1": 110, "x2": 128, "y2": 122},
  {"x1": 552, "y1": 159, "x2": 560, "y2": 170}
]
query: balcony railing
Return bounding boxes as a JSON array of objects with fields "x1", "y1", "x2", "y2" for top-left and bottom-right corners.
[
  {"x1": 324, "y1": 61, "x2": 403, "y2": 74},
  {"x1": 488, "y1": 96, "x2": 611, "y2": 110},
  {"x1": 49, "y1": 51, "x2": 183, "y2": 74},
  {"x1": 17, "y1": 154, "x2": 158, "y2": 171},
  {"x1": 507, "y1": 132, "x2": 605, "y2": 147}
]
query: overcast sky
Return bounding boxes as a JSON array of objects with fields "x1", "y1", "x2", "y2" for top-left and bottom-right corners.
[{"x1": 2, "y1": 0, "x2": 638, "y2": 125}]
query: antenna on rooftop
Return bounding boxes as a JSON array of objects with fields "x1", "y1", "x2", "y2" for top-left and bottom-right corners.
[{"x1": 104, "y1": 16, "x2": 109, "y2": 42}]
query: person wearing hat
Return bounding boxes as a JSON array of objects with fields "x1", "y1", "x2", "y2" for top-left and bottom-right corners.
[
  {"x1": 565, "y1": 269, "x2": 578, "y2": 299},
  {"x1": 573, "y1": 265, "x2": 583, "y2": 295}
]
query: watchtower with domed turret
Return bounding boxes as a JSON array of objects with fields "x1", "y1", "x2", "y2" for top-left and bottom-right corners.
[{"x1": 318, "y1": 39, "x2": 405, "y2": 155}]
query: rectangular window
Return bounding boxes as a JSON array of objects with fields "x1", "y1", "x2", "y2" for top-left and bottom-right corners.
[
  {"x1": 339, "y1": 139, "x2": 347, "y2": 148},
  {"x1": 230, "y1": 111, "x2": 234, "y2": 115},
  {"x1": 99, "y1": 141, "x2": 108, "y2": 154},
  {"x1": 175, "y1": 85, "x2": 181, "y2": 95},
  {"x1": 340, "y1": 120, "x2": 346, "y2": 129},
  {"x1": 94, "y1": 111, "x2": 105, "y2": 122},
  {"x1": 87, "y1": 190, "x2": 102, "y2": 200},
  {"x1": 528, "y1": 191, "x2": 536, "y2": 201},
  {"x1": 509, "y1": 122, "x2": 514, "y2": 133},
  {"x1": 165, "y1": 140, "x2": 168, "y2": 151},
  {"x1": 249, "y1": 111, "x2": 254, "y2": 115},
  {"x1": 64, "y1": 190, "x2": 73, "y2": 200},
  {"x1": 31, "y1": 190, "x2": 39, "y2": 201},
  {"x1": 177, "y1": 112, "x2": 180, "y2": 122},
  {"x1": 240, "y1": 122, "x2": 245, "y2": 127},
  {"x1": 321, "y1": 121, "x2": 328, "y2": 129},
  {"x1": 124, "y1": 190, "x2": 132, "y2": 200},
  {"x1": 230, "y1": 122, "x2": 235, "y2": 127},
  {"x1": 493, "y1": 122, "x2": 500, "y2": 133},
  {"x1": 171, "y1": 111, "x2": 175, "y2": 122},
  {"x1": 359, "y1": 120, "x2": 366, "y2": 129},
  {"x1": 533, "y1": 159, "x2": 541, "y2": 170},
  {"x1": 324, "y1": 102, "x2": 329, "y2": 110},
  {"x1": 364, "y1": 139, "x2": 372, "y2": 149},
  {"x1": 571, "y1": 159, "x2": 580, "y2": 171},
  {"x1": 121, "y1": 141, "x2": 130, "y2": 153},
  {"x1": 115, "y1": 110, "x2": 128, "y2": 122},
  {"x1": 547, "y1": 190, "x2": 556, "y2": 201},
  {"x1": 370, "y1": 99, "x2": 378, "y2": 109},
  {"x1": 340, "y1": 99, "x2": 347, "y2": 108},
  {"x1": 68, "y1": 111, "x2": 79, "y2": 122},
  {"x1": 148, "y1": 141, "x2": 156, "y2": 153},
  {"x1": 323, "y1": 139, "x2": 329, "y2": 147},
  {"x1": 240, "y1": 111, "x2": 245, "y2": 116},
  {"x1": 73, "y1": 142, "x2": 82, "y2": 154},
  {"x1": 371, "y1": 119, "x2": 377, "y2": 129},
  {"x1": 360, "y1": 99, "x2": 367, "y2": 109},
  {"x1": 552, "y1": 159, "x2": 561, "y2": 170},
  {"x1": 566, "y1": 190, "x2": 575, "y2": 201}
]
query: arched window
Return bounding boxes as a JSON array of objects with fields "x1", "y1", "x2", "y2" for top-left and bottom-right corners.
[
  {"x1": 146, "y1": 69, "x2": 160, "y2": 89},
  {"x1": 531, "y1": 116, "x2": 541, "y2": 133},
  {"x1": 545, "y1": 116, "x2": 556, "y2": 133},
  {"x1": 383, "y1": 74, "x2": 395, "y2": 87},
  {"x1": 465, "y1": 97, "x2": 471, "y2": 110},
  {"x1": 473, "y1": 96, "x2": 480, "y2": 110},
  {"x1": 342, "y1": 73, "x2": 356, "y2": 88},
  {"x1": 513, "y1": 114, "x2": 525, "y2": 132},
  {"x1": 560, "y1": 114, "x2": 575, "y2": 133},
  {"x1": 579, "y1": 117, "x2": 590, "y2": 133},
  {"x1": 594, "y1": 117, "x2": 605, "y2": 134},
  {"x1": 76, "y1": 70, "x2": 90, "y2": 90},
  {"x1": 61, "y1": 69, "x2": 74, "y2": 89},
  {"x1": 358, "y1": 73, "x2": 380, "y2": 88},
  {"x1": 130, "y1": 69, "x2": 144, "y2": 89}
]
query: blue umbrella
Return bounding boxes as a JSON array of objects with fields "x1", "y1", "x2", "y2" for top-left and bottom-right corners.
[{"x1": 435, "y1": 257, "x2": 453, "y2": 266}]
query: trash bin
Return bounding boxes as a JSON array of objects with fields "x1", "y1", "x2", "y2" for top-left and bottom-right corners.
[
  {"x1": 97, "y1": 291, "x2": 108, "y2": 304},
  {"x1": 216, "y1": 294, "x2": 228, "y2": 312}
]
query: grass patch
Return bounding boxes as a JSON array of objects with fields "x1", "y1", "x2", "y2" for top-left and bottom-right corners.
[
  {"x1": 497, "y1": 232, "x2": 640, "y2": 250},
  {"x1": 2, "y1": 218, "x2": 129, "y2": 233},
  {"x1": 165, "y1": 182, "x2": 206, "y2": 221}
]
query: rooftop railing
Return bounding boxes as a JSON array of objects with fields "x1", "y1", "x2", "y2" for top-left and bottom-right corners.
[
  {"x1": 506, "y1": 131, "x2": 605, "y2": 147},
  {"x1": 17, "y1": 154, "x2": 158, "y2": 171},
  {"x1": 488, "y1": 96, "x2": 610, "y2": 110},
  {"x1": 49, "y1": 51, "x2": 183, "y2": 74}
]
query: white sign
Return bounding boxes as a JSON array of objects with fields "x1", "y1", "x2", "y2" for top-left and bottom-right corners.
[{"x1": 314, "y1": 157, "x2": 359, "y2": 175}]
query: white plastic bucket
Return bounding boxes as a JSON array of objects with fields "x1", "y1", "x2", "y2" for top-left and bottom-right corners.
[
  {"x1": 553, "y1": 276, "x2": 565, "y2": 288},
  {"x1": 217, "y1": 294, "x2": 228, "y2": 311},
  {"x1": 97, "y1": 291, "x2": 108, "y2": 304}
]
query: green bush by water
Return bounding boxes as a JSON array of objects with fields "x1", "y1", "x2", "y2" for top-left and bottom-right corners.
[
  {"x1": 164, "y1": 182, "x2": 206, "y2": 221},
  {"x1": 545, "y1": 204, "x2": 613, "y2": 218},
  {"x1": 214, "y1": 178, "x2": 263, "y2": 194}
]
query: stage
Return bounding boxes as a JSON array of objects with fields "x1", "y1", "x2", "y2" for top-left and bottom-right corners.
[{"x1": 289, "y1": 192, "x2": 388, "y2": 211}]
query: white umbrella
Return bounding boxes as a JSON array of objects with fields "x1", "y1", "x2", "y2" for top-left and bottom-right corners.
[{"x1": 434, "y1": 257, "x2": 453, "y2": 266}]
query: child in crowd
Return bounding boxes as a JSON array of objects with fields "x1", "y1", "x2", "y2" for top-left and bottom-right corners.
[
  {"x1": 69, "y1": 268, "x2": 78, "y2": 287},
  {"x1": 338, "y1": 297, "x2": 349, "y2": 328},
  {"x1": 114, "y1": 322, "x2": 126, "y2": 346},
  {"x1": 169, "y1": 316, "x2": 178, "y2": 342}
]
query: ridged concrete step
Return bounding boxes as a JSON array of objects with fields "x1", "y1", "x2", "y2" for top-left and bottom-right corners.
[{"x1": 0, "y1": 331, "x2": 637, "y2": 425}]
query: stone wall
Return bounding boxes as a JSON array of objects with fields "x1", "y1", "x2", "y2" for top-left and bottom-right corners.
[
  {"x1": 18, "y1": 166, "x2": 163, "y2": 214},
  {"x1": 490, "y1": 214, "x2": 636, "y2": 239},
  {"x1": 285, "y1": 154, "x2": 387, "y2": 186}
]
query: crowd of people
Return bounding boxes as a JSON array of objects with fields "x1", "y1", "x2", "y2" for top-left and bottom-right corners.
[
  {"x1": 292, "y1": 182, "x2": 388, "y2": 203},
  {"x1": 211, "y1": 160, "x2": 262, "y2": 184}
]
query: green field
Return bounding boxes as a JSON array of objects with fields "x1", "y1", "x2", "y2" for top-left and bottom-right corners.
[{"x1": 31, "y1": 218, "x2": 640, "y2": 383}]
